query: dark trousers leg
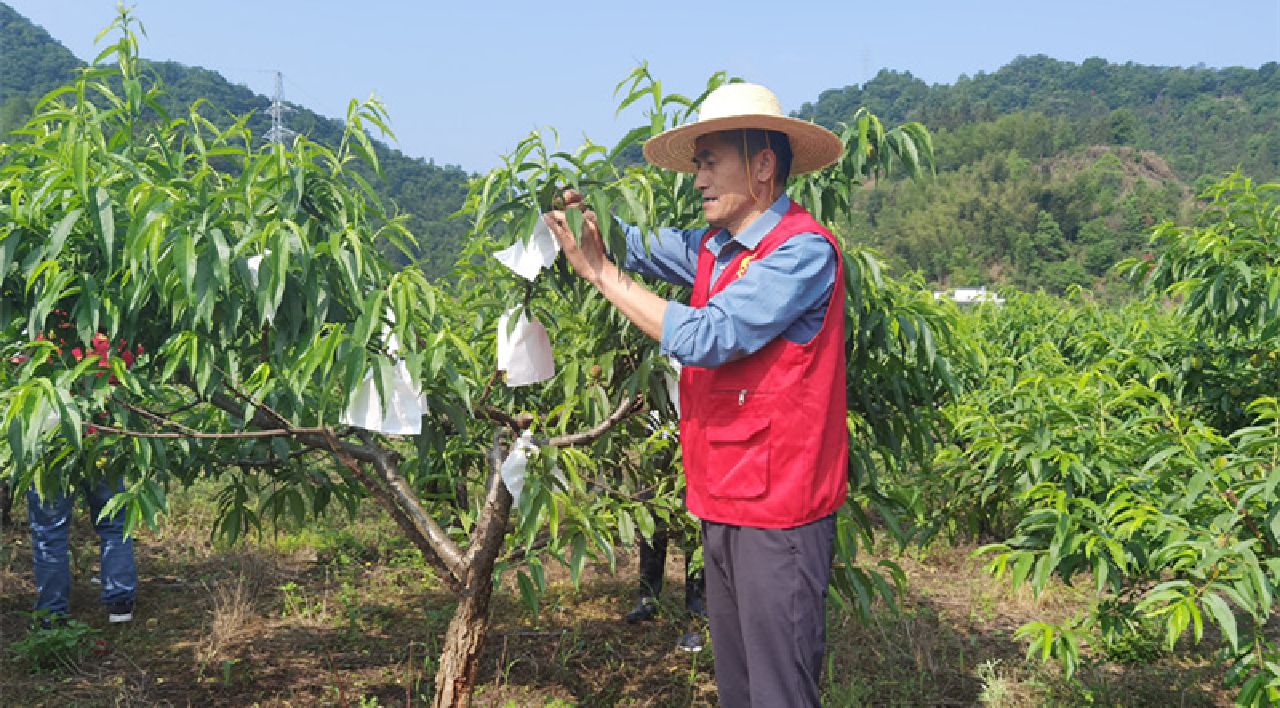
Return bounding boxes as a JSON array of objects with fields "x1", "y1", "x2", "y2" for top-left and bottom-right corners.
[
  {"x1": 637, "y1": 525, "x2": 668, "y2": 600},
  {"x1": 1, "y1": 479, "x2": 12, "y2": 528},
  {"x1": 640, "y1": 523, "x2": 706, "y2": 615},
  {"x1": 702, "y1": 516, "x2": 837, "y2": 708},
  {"x1": 684, "y1": 553, "x2": 706, "y2": 615}
]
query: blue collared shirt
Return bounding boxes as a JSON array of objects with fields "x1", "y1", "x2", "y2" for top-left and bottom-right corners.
[{"x1": 620, "y1": 195, "x2": 837, "y2": 369}]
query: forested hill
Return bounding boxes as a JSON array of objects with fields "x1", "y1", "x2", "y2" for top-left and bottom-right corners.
[
  {"x1": 797, "y1": 57, "x2": 1280, "y2": 297},
  {"x1": 800, "y1": 55, "x2": 1280, "y2": 183},
  {"x1": 6, "y1": 2, "x2": 1280, "y2": 294},
  {"x1": 0, "y1": 3, "x2": 80, "y2": 108},
  {"x1": 0, "y1": 2, "x2": 471, "y2": 279}
]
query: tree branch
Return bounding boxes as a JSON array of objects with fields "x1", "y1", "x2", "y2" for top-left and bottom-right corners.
[
  {"x1": 350, "y1": 428, "x2": 470, "y2": 586},
  {"x1": 211, "y1": 363, "x2": 293, "y2": 429},
  {"x1": 89, "y1": 423, "x2": 322, "y2": 439},
  {"x1": 318, "y1": 426, "x2": 466, "y2": 595},
  {"x1": 541, "y1": 394, "x2": 642, "y2": 447},
  {"x1": 194, "y1": 391, "x2": 470, "y2": 592}
]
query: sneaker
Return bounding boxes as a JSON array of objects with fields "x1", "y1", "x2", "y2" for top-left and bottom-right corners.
[
  {"x1": 107, "y1": 602, "x2": 134, "y2": 623},
  {"x1": 676, "y1": 632, "x2": 704, "y2": 653},
  {"x1": 624, "y1": 597, "x2": 659, "y2": 624}
]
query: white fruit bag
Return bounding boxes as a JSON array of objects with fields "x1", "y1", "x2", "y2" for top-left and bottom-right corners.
[
  {"x1": 340, "y1": 360, "x2": 428, "y2": 435},
  {"x1": 497, "y1": 308, "x2": 555, "y2": 386},
  {"x1": 340, "y1": 307, "x2": 429, "y2": 435},
  {"x1": 493, "y1": 215, "x2": 561, "y2": 281}
]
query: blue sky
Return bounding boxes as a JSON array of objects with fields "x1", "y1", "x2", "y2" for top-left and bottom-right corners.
[{"x1": 7, "y1": 1, "x2": 1280, "y2": 174}]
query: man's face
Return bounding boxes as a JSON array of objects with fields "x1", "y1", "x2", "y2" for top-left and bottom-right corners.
[{"x1": 692, "y1": 133, "x2": 765, "y2": 234}]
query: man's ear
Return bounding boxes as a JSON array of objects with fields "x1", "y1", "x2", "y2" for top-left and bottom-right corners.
[{"x1": 755, "y1": 148, "x2": 776, "y2": 183}]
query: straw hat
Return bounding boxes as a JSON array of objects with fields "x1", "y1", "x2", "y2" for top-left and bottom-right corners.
[{"x1": 642, "y1": 83, "x2": 844, "y2": 175}]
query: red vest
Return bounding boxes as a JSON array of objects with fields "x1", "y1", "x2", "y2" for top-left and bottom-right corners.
[{"x1": 679, "y1": 203, "x2": 848, "y2": 528}]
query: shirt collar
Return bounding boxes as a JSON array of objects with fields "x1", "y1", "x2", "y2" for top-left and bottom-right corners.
[{"x1": 706, "y1": 195, "x2": 792, "y2": 256}]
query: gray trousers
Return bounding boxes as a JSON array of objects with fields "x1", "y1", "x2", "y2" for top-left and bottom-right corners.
[{"x1": 702, "y1": 514, "x2": 837, "y2": 708}]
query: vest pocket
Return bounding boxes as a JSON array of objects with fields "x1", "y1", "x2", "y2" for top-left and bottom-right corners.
[{"x1": 705, "y1": 416, "x2": 770, "y2": 500}]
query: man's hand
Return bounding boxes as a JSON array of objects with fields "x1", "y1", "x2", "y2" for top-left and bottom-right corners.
[
  {"x1": 544, "y1": 189, "x2": 668, "y2": 342},
  {"x1": 545, "y1": 193, "x2": 611, "y2": 286}
]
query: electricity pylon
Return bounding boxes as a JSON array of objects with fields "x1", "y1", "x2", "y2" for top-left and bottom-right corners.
[{"x1": 264, "y1": 71, "x2": 296, "y2": 147}]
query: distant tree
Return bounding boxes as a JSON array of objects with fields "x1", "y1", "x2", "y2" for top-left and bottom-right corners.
[
  {"x1": 0, "y1": 94, "x2": 33, "y2": 136},
  {"x1": 0, "y1": 3, "x2": 82, "y2": 102}
]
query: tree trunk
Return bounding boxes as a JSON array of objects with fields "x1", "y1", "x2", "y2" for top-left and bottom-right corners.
[
  {"x1": 432, "y1": 434, "x2": 513, "y2": 708},
  {"x1": 433, "y1": 566, "x2": 498, "y2": 708}
]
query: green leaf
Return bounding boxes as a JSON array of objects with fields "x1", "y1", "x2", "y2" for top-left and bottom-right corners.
[
  {"x1": 89, "y1": 187, "x2": 116, "y2": 269},
  {"x1": 175, "y1": 229, "x2": 195, "y2": 298},
  {"x1": 618, "y1": 511, "x2": 635, "y2": 548},
  {"x1": 73, "y1": 140, "x2": 89, "y2": 198},
  {"x1": 516, "y1": 570, "x2": 540, "y2": 623},
  {"x1": 0, "y1": 227, "x2": 18, "y2": 280},
  {"x1": 45, "y1": 209, "x2": 83, "y2": 262},
  {"x1": 124, "y1": 77, "x2": 142, "y2": 112},
  {"x1": 1201, "y1": 591, "x2": 1239, "y2": 650},
  {"x1": 52, "y1": 386, "x2": 83, "y2": 453},
  {"x1": 569, "y1": 535, "x2": 586, "y2": 587},
  {"x1": 1010, "y1": 552, "x2": 1035, "y2": 589}
]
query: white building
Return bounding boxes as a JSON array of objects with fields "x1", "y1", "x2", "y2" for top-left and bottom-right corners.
[{"x1": 932, "y1": 286, "x2": 1005, "y2": 307}]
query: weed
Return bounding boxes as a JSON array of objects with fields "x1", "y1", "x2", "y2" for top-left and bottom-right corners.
[
  {"x1": 11, "y1": 612, "x2": 99, "y2": 673},
  {"x1": 686, "y1": 644, "x2": 705, "y2": 687},
  {"x1": 823, "y1": 675, "x2": 876, "y2": 707},
  {"x1": 202, "y1": 573, "x2": 255, "y2": 662},
  {"x1": 222, "y1": 658, "x2": 236, "y2": 684},
  {"x1": 977, "y1": 659, "x2": 1014, "y2": 707},
  {"x1": 554, "y1": 623, "x2": 582, "y2": 669},
  {"x1": 279, "y1": 580, "x2": 325, "y2": 620},
  {"x1": 408, "y1": 638, "x2": 436, "y2": 699},
  {"x1": 337, "y1": 580, "x2": 363, "y2": 636},
  {"x1": 823, "y1": 651, "x2": 876, "y2": 707},
  {"x1": 388, "y1": 546, "x2": 425, "y2": 569}
]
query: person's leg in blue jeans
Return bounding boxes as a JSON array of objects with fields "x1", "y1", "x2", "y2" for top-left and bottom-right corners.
[
  {"x1": 27, "y1": 486, "x2": 75, "y2": 620},
  {"x1": 28, "y1": 478, "x2": 136, "y2": 622},
  {"x1": 85, "y1": 478, "x2": 137, "y2": 619}
]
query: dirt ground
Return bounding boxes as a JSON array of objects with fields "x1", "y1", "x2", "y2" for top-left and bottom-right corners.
[{"x1": 0, "y1": 492, "x2": 1235, "y2": 708}]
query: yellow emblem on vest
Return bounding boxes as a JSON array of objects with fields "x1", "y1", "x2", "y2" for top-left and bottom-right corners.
[{"x1": 735, "y1": 254, "x2": 755, "y2": 279}]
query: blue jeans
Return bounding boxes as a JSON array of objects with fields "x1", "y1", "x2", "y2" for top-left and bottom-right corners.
[{"x1": 28, "y1": 478, "x2": 137, "y2": 618}]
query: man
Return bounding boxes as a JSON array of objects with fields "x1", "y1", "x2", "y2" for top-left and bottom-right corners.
[{"x1": 545, "y1": 82, "x2": 848, "y2": 707}]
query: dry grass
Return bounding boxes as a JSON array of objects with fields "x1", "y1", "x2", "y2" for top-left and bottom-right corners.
[{"x1": 200, "y1": 571, "x2": 257, "y2": 664}]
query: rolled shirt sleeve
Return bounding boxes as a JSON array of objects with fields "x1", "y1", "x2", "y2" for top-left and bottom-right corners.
[{"x1": 618, "y1": 221, "x2": 704, "y2": 287}]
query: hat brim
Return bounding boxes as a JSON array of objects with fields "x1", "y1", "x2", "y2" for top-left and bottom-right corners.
[{"x1": 642, "y1": 115, "x2": 844, "y2": 176}]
